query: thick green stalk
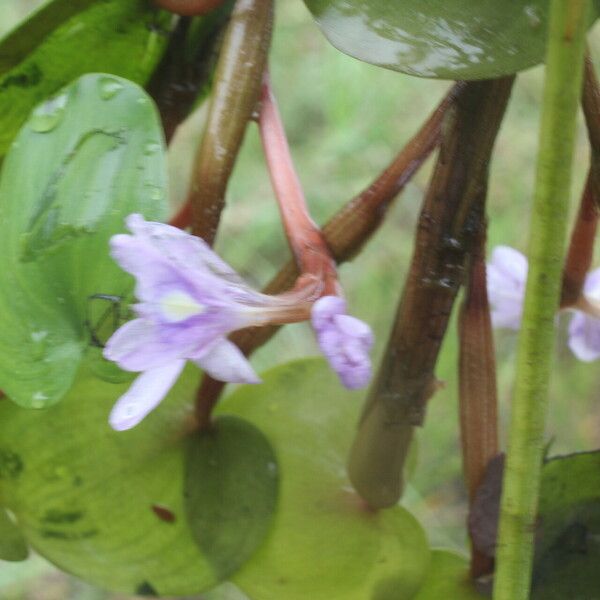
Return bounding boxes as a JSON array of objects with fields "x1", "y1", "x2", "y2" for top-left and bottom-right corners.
[{"x1": 493, "y1": 2, "x2": 590, "y2": 599}]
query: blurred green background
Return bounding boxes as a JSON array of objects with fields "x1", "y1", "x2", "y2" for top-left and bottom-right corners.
[{"x1": 1, "y1": 0, "x2": 599, "y2": 598}]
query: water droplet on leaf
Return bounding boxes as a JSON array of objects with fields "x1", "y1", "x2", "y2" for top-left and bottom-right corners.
[
  {"x1": 30, "y1": 94, "x2": 68, "y2": 133},
  {"x1": 143, "y1": 142, "x2": 161, "y2": 156},
  {"x1": 99, "y1": 77, "x2": 124, "y2": 100}
]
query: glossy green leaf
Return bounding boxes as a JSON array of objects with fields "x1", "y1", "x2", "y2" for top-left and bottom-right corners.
[
  {"x1": 411, "y1": 551, "x2": 485, "y2": 600},
  {"x1": 0, "y1": 0, "x2": 173, "y2": 158},
  {"x1": 0, "y1": 361, "x2": 223, "y2": 595},
  {"x1": 532, "y1": 451, "x2": 600, "y2": 599},
  {"x1": 185, "y1": 416, "x2": 278, "y2": 580},
  {"x1": 218, "y1": 359, "x2": 430, "y2": 600},
  {"x1": 0, "y1": 73, "x2": 168, "y2": 408},
  {"x1": 0, "y1": 507, "x2": 29, "y2": 562},
  {"x1": 303, "y1": 0, "x2": 599, "y2": 80}
]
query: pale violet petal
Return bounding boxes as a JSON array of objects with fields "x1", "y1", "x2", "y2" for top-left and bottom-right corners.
[
  {"x1": 311, "y1": 296, "x2": 373, "y2": 389},
  {"x1": 489, "y1": 246, "x2": 528, "y2": 284},
  {"x1": 568, "y1": 311, "x2": 600, "y2": 362},
  {"x1": 104, "y1": 318, "x2": 192, "y2": 372},
  {"x1": 193, "y1": 339, "x2": 261, "y2": 384},
  {"x1": 311, "y1": 296, "x2": 347, "y2": 332},
  {"x1": 584, "y1": 267, "x2": 600, "y2": 302},
  {"x1": 126, "y1": 213, "x2": 250, "y2": 287},
  {"x1": 487, "y1": 246, "x2": 528, "y2": 331},
  {"x1": 109, "y1": 360, "x2": 186, "y2": 431},
  {"x1": 339, "y1": 361, "x2": 371, "y2": 389}
]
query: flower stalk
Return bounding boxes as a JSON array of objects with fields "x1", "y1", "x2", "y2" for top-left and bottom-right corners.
[
  {"x1": 493, "y1": 2, "x2": 591, "y2": 599},
  {"x1": 258, "y1": 74, "x2": 338, "y2": 293}
]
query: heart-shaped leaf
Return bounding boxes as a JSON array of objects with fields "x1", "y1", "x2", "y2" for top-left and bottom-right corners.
[
  {"x1": 0, "y1": 507, "x2": 29, "y2": 562},
  {"x1": 185, "y1": 415, "x2": 278, "y2": 580},
  {"x1": 0, "y1": 0, "x2": 172, "y2": 158},
  {"x1": 0, "y1": 361, "x2": 223, "y2": 595},
  {"x1": 303, "y1": 0, "x2": 599, "y2": 80},
  {"x1": 218, "y1": 359, "x2": 431, "y2": 600},
  {"x1": 532, "y1": 451, "x2": 600, "y2": 598},
  {"x1": 0, "y1": 73, "x2": 168, "y2": 408}
]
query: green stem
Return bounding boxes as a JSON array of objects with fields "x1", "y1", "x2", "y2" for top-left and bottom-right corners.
[{"x1": 493, "y1": 2, "x2": 590, "y2": 599}]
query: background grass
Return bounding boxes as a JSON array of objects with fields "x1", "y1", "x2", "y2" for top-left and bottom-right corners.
[{"x1": 1, "y1": 0, "x2": 600, "y2": 598}]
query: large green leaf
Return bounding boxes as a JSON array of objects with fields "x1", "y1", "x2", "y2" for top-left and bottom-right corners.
[
  {"x1": 219, "y1": 359, "x2": 430, "y2": 600},
  {"x1": 0, "y1": 362, "x2": 221, "y2": 595},
  {"x1": 411, "y1": 551, "x2": 485, "y2": 600},
  {"x1": 532, "y1": 451, "x2": 600, "y2": 599},
  {"x1": 0, "y1": 73, "x2": 168, "y2": 408},
  {"x1": 303, "y1": 0, "x2": 599, "y2": 80},
  {"x1": 0, "y1": 0, "x2": 173, "y2": 158},
  {"x1": 0, "y1": 357, "x2": 429, "y2": 596},
  {"x1": 0, "y1": 507, "x2": 29, "y2": 562},
  {"x1": 185, "y1": 415, "x2": 279, "y2": 580}
]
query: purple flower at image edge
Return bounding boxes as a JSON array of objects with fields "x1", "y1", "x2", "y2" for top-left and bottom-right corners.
[
  {"x1": 103, "y1": 214, "x2": 314, "y2": 431},
  {"x1": 486, "y1": 245, "x2": 600, "y2": 362},
  {"x1": 567, "y1": 267, "x2": 600, "y2": 362},
  {"x1": 311, "y1": 295, "x2": 374, "y2": 389}
]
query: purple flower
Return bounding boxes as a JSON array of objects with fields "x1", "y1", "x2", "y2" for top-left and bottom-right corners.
[
  {"x1": 487, "y1": 245, "x2": 600, "y2": 362},
  {"x1": 104, "y1": 214, "x2": 315, "y2": 431},
  {"x1": 311, "y1": 295, "x2": 374, "y2": 389},
  {"x1": 487, "y1": 245, "x2": 528, "y2": 330},
  {"x1": 567, "y1": 268, "x2": 600, "y2": 362}
]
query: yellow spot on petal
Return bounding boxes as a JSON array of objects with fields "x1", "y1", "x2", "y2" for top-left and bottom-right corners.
[{"x1": 159, "y1": 291, "x2": 205, "y2": 322}]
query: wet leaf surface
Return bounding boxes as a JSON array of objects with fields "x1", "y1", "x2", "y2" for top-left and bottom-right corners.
[
  {"x1": 0, "y1": 74, "x2": 168, "y2": 408},
  {"x1": 303, "y1": 0, "x2": 599, "y2": 80}
]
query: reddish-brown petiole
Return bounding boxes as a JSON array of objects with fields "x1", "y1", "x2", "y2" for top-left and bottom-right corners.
[{"x1": 154, "y1": 0, "x2": 226, "y2": 16}]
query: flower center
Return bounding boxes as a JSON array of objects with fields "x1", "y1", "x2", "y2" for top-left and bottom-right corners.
[{"x1": 159, "y1": 290, "x2": 205, "y2": 323}]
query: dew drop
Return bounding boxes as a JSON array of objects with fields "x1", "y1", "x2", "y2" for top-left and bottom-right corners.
[
  {"x1": 30, "y1": 94, "x2": 68, "y2": 133},
  {"x1": 143, "y1": 141, "x2": 161, "y2": 156},
  {"x1": 99, "y1": 76, "x2": 124, "y2": 100},
  {"x1": 30, "y1": 330, "x2": 48, "y2": 360},
  {"x1": 32, "y1": 391, "x2": 48, "y2": 408},
  {"x1": 524, "y1": 5, "x2": 541, "y2": 28}
]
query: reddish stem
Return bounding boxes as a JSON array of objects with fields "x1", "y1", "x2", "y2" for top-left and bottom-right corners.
[
  {"x1": 560, "y1": 55, "x2": 600, "y2": 306},
  {"x1": 459, "y1": 227, "x2": 498, "y2": 579},
  {"x1": 561, "y1": 170, "x2": 599, "y2": 307},
  {"x1": 258, "y1": 74, "x2": 339, "y2": 294},
  {"x1": 169, "y1": 201, "x2": 193, "y2": 229},
  {"x1": 154, "y1": 0, "x2": 226, "y2": 16}
]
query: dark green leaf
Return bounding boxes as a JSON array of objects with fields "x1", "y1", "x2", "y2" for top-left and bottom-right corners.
[
  {"x1": 218, "y1": 359, "x2": 431, "y2": 600},
  {"x1": 0, "y1": 73, "x2": 168, "y2": 408},
  {"x1": 0, "y1": 0, "x2": 173, "y2": 158},
  {"x1": 532, "y1": 451, "x2": 600, "y2": 599},
  {"x1": 303, "y1": 0, "x2": 599, "y2": 80},
  {"x1": 185, "y1": 415, "x2": 278, "y2": 579},
  {"x1": 0, "y1": 507, "x2": 29, "y2": 562},
  {"x1": 0, "y1": 361, "x2": 220, "y2": 595},
  {"x1": 411, "y1": 550, "x2": 485, "y2": 600}
]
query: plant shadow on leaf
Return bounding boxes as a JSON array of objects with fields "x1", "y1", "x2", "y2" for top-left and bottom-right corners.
[
  {"x1": 184, "y1": 415, "x2": 279, "y2": 580},
  {"x1": 218, "y1": 358, "x2": 431, "y2": 600},
  {"x1": 532, "y1": 451, "x2": 600, "y2": 599}
]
